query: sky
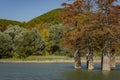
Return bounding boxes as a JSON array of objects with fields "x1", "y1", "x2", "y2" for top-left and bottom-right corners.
[
  {"x1": 0, "y1": 0, "x2": 120, "y2": 22},
  {"x1": 0, "y1": 0, "x2": 66, "y2": 22}
]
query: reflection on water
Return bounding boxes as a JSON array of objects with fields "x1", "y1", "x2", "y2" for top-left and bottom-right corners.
[
  {"x1": 102, "y1": 71, "x2": 110, "y2": 76},
  {"x1": 64, "y1": 64, "x2": 120, "y2": 80},
  {"x1": 0, "y1": 63, "x2": 120, "y2": 80}
]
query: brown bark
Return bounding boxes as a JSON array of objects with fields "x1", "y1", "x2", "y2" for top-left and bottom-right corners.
[
  {"x1": 74, "y1": 49, "x2": 81, "y2": 69},
  {"x1": 86, "y1": 46, "x2": 94, "y2": 70},
  {"x1": 87, "y1": 54, "x2": 94, "y2": 70},
  {"x1": 110, "y1": 48, "x2": 116, "y2": 69},
  {"x1": 102, "y1": 55, "x2": 110, "y2": 71},
  {"x1": 101, "y1": 41, "x2": 111, "y2": 71}
]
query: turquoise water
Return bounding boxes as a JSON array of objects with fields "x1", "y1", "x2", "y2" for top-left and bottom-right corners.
[{"x1": 0, "y1": 63, "x2": 120, "y2": 80}]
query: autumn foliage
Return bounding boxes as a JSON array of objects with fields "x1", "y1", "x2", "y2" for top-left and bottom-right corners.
[{"x1": 60, "y1": 0, "x2": 120, "y2": 54}]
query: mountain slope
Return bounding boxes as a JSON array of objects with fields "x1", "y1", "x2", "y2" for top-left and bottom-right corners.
[
  {"x1": 27, "y1": 8, "x2": 65, "y2": 26},
  {"x1": 0, "y1": 8, "x2": 65, "y2": 29},
  {"x1": 0, "y1": 19, "x2": 21, "y2": 26},
  {"x1": 0, "y1": 19, "x2": 22, "y2": 31}
]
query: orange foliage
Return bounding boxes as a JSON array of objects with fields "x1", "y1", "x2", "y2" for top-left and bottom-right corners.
[{"x1": 60, "y1": 0, "x2": 120, "y2": 52}]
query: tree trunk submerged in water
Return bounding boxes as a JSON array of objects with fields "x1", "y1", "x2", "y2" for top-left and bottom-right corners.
[
  {"x1": 110, "y1": 48, "x2": 116, "y2": 69},
  {"x1": 102, "y1": 41, "x2": 111, "y2": 71},
  {"x1": 86, "y1": 45, "x2": 94, "y2": 70},
  {"x1": 87, "y1": 54, "x2": 94, "y2": 70},
  {"x1": 74, "y1": 49, "x2": 81, "y2": 69},
  {"x1": 102, "y1": 55, "x2": 110, "y2": 71}
]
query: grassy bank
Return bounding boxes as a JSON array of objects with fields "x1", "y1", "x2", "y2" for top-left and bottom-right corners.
[
  {"x1": 0, "y1": 56, "x2": 120, "y2": 63},
  {"x1": 0, "y1": 56, "x2": 73, "y2": 61},
  {"x1": 26, "y1": 56, "x2": 73, "y2": 61}
]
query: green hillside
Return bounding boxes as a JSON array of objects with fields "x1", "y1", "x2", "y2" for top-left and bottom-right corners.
[
  {"x1": 0, "y1": 19, "x2": 21, "y2": 26},
  {"x1": 0, "y1": 8, "x2": 65, "y2": 29},
  {"x1": 27, "y1": 8, "x2": 65, "y2": 27},
  {"x1": 0, "y1": 19, "x2": 22, "y2": 31}
]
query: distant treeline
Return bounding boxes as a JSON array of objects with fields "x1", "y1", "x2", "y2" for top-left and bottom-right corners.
[{"x1": 0, "y1": 8, "x2": 72, "y2": 59}]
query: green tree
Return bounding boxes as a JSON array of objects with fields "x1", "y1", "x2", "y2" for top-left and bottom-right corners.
[
  {"x1": 49, "y1": 25, "x2": 64, "y2": 55},
  {"x1": 4, "y1": 25, "x2": 45, "y2": 58},
  {"x1": 0, "y1": 31, "x2": 12, "y2": 58}
]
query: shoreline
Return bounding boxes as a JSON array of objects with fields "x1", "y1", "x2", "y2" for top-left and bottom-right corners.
[
  {"x1": 0, "y1": 60, "x2": 74, "y2": 63},
  {"x1": 0, "y1": 56, "x2": 120, "y2": 63},
  {"x1": 0, "y1": 59, "x2": 101, "y2": 64},
  {"x1": 0, "y1": 60, "x2": 120, "y2": 64}
]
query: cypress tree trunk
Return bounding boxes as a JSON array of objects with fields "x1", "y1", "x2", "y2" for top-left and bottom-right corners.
[
  {"x1": 102, "y1": 55, "x2": 110, "y2": 71},
  {"x1": 74, "y1": 49, "x2": 81, "y2": 69},
  {"x1": 101, "y1": 41, "x2": 111, "y2": 71},
  {"x1": 110, "y1": 48, "x2": 116, "y2": 69},
  {"x1": 87, "y1": 54, "x2": 94, "y2": 70},
  {"x1": 87, "y1": 46, "x2": 94, "y2": 70}
]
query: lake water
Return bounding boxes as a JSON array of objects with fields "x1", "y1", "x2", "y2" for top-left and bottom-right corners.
[{"x1": 0, "y1": 63, "x2": 120, "y2": 80}]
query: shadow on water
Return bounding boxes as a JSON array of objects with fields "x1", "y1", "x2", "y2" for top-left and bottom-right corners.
[
  {"x1": 81, "y1": 64, "x2": 101, "y2": 70},
  {"x1": 63, "y1": 64, "x2": 120, "y2": 80},
  {"x1": 64, "y1": 65, "x2": 75, "y2": 69}
]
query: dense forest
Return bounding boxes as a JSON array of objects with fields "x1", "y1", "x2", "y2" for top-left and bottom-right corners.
[
  {"x1": 0, "y1": 0, "x2": 120, "y2": 61},
  {"x1": 0, "y1": 8, "x2": 70, "y2": 58}
]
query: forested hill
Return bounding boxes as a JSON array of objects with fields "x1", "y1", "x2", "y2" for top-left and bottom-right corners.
[
  {"x1": 0, "y1": 19, "x2": 21, "y2": 26},
  {"x1": 0, "y1": 19, "x2": 22, "y2": 31},
  {"x1": 0, "y1": 8, "x2": 65, "y2": 29},
  {"x1": 27, "y1": 8, "x2": 65, "y2": 27}
]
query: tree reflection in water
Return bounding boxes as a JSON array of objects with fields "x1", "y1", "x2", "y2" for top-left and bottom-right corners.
[{"x1": 64, "y1": 64, "x2": 120, "y2": 80}]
